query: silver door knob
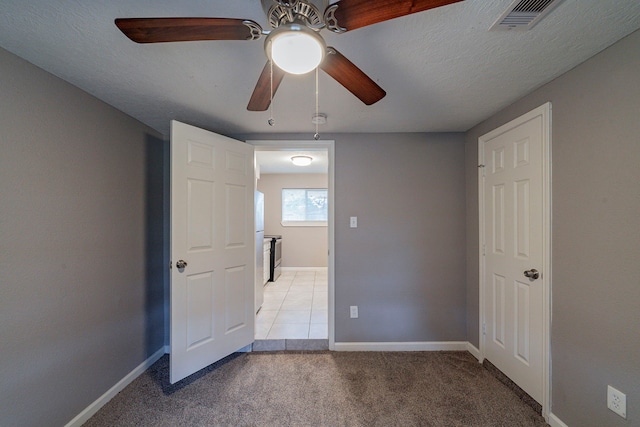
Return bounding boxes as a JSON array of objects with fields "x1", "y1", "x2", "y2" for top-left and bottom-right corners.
[
  {"x1": 524, "y1": 269, "x2": 539, "y2": 280},
  {"x1": 176, "y1": 260, "x2": 188, "y2": 269}
]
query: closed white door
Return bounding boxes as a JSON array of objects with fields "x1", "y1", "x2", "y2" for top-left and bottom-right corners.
[
  {"x1": 480, "y1": 104, "x2": 550, "y2": 405},
  {"x1": 170, "y1": 120, "x2": 254, "y2": 384}
]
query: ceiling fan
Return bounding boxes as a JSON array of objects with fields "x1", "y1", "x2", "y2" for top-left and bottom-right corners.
[{"x1": 115, "y1": 0, "x2": 463, "y2": 112}]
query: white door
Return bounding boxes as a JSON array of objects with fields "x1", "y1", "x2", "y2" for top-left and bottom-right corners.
[
  {"x1": 170, "y1": 120, "x2": 255, "y2": 384},
  {"x1": 480, "y1": 104, "x2": 550, "y2": 406}
]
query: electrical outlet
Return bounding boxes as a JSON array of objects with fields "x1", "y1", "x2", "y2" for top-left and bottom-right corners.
[
  {"x1": 350, "y1": 216, "x2": 358, "y2": 228},
  {"x1": 350, "y1": 305, "x2": 358, "y2": 318},
  {"x1": 607, "y1": 385, "x2": 627, "y2": 419}
]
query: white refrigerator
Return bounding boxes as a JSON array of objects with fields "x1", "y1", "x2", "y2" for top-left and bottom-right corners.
[{"x1": 255, "y1": 191, "x2": 265, "y2": 313}]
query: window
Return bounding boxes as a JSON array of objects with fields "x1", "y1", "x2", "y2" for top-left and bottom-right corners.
[{"x1": 282, "y1": 188, "x2": 328, "y2": 226}]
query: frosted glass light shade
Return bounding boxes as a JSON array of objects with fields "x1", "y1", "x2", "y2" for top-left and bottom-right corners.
[
  {"x1": 266, "y1": 24, "x2": 325, "y2": 75},
  {"x1": 291, "y1": 155, "x2": 312, "y2": 166}
]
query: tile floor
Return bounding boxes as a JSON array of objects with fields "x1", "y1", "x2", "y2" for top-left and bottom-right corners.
[{"x1": 255, "y1": 269, "x2": 328, "y2": 340}]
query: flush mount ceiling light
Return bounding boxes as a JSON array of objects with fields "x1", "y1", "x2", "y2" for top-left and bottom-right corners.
[
  {"x1": 265, "y1": 23, "x2": 326, "y2": 75},
  {"x1": 291, "y1": 155, "x2": 313, "y2": 166}
]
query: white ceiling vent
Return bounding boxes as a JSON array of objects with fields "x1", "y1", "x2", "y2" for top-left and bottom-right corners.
[{"x1": 490, "y1": 0, "x2": 564, "y2": 31}]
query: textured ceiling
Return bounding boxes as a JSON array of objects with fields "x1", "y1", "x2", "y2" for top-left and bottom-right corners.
[{"x1": 1, "y1": 0, "x2": 639, "y2": 138}]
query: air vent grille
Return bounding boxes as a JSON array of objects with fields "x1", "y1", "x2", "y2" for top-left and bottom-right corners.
[
  {"x1": 490, "y1": 0, "x2": 563, "y2": 31},
  {"x1": 513, "y1": 0, "x2": 555, "y2": 13}
]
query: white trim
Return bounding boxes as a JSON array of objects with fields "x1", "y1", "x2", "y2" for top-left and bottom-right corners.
[
  {"x1": 543, "y1": 103, "x2": 553, "y2": 423},
  {"x1": 478, "y1": 118, "x2": 487, "y2": 375},
  {"x1": 164, "y1": 344, "x2": 170, "y2": 354},
  {"x1": 467, "y1": 342, "x2": 481, "y2": 361},
  {"x1": 334, "y1": 341, "x2": 469, "y2": 352},
  {"x1": 64, "y1": 347, "x2": 165, "y2": 427},
  {"x1": 281, "y1": 266, "x2": 328, "y2": 272},
  {"x1": 548, "y1": 413, "x2": 569, "y2": 427},
  {"x1": 281, "y1": 221, "x2": 327, "y2": 227},
  {"x1": 478, "y1": 102, "x2": 552, "y2": 420},
  {"x1": 327, "y1": 140, "x2": 335, "y2": 351},
  {"x1": 247, "y1": 140, "x2": 335, "y2": 351}
]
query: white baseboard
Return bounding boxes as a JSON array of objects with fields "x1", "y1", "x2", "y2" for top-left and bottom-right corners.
[
  {"x1": 64, "y1": 347, "x2": 166, "y2": 427},
  {"x1": 548, "y1": 412, "x2": 569, "y2": 427},
  {"x1": 333, "y1": 341, "x2": 469, "y2": 352},
  {"x1": 466, "y1": 342, "x2": 481, "y2": 361}
]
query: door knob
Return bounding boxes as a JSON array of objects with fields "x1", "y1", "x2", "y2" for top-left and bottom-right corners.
[
  {"x1": 524, "y1": 269, "x2": 539, "y2": 280},
  {"x1": 176, "y1": 260, "x2": 188, "y2": 269}
]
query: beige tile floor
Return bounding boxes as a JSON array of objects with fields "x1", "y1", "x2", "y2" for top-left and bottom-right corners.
[{"x1": 255, "y1": 269, "x2": 328, "y2": 340}]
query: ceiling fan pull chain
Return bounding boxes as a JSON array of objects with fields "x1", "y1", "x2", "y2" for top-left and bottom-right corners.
[
  {"x1": 268, "y1": 60, "x2": 275, "y2": 126},
  {"x1": 314, "y1": 66, "x2": 319, "y2": 140}
]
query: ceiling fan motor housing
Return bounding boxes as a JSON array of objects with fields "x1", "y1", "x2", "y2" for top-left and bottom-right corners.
[{"x1": 262, "y1": 0, "x2": 328, "y2": 29}]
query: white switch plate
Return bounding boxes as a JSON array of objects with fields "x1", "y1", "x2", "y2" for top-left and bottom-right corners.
[
  {"x1": 607, "y1": 385, "x2": 627, "y2": 418},
  {"x1": 350, "y1": 216, "x2": 357, "y2": 228},
  {"x1": 350, "y1": 305, "x2": 358, "y2": 318}
]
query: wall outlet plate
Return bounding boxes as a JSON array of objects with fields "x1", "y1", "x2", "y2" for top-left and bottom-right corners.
[{"x1": 607, "y1": 385, "x2": 627, "y2": 418}]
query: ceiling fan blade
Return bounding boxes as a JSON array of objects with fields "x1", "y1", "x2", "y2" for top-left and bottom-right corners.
[
  {"x1": 325, "y1": 0, "x2": 463, "y2": 32},
  {"x1": 320, "y1": 47, "x2": 386, "y2": 105},
  {"x1": 247, "y1": 62, "x2": 286, "y2": 111},
  {"x1": 114, "y1": 18, "x2": 262, "y2": 43}
]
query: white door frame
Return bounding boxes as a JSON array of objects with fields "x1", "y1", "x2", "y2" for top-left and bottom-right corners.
[
  {"x1": 247, "y1": 139, "x2": 335, "y2": 350},
  {"x1": 478, "y1": 103, "x2": 552, "y2": 420}
]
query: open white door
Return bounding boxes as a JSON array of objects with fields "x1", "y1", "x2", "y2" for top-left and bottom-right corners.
[{"x1": 170, "y1": 120, "x2": 255, "y2": 384}]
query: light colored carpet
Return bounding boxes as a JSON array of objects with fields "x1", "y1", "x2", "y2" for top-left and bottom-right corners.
[{"x1": 85, "y1": 351, "x2": 549, "y2": 426}]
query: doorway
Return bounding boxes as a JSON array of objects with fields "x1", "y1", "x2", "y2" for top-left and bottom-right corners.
[{"x1": 249, "y1": 140, "x2": 334, "y2": 348}]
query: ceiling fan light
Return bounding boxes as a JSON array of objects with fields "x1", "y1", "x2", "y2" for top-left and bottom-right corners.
[
  {"x1": 291, "y1": 155, "x2": 313, "y2": 166},
  {"x1": 266, "y1": 23, "x2": 325, "y2": 75}
]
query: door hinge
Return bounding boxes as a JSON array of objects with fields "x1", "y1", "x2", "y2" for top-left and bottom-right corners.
[
  {"x1": 478, "y1": 164, "x2": 485, "y2": 177},
  {"x1": 482, "y1": 244, "x2": 486, "y2": 256},
  {"x1": 482, "y1": 322, "x2": 487, "y2": 336}
]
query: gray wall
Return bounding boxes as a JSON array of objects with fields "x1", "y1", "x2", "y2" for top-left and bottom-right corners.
[
  {"x1": 257, "y1": 173, "x2": 328, "y2": 267},
  {"x1": 465, "y1": 29, "x2": 640, "y2": 426},
  {"x1": 0, "y1": 48, "x2": 167, "y2": 426},
  {"x1": 334, "y1": 133, "x2": 466, "y2": 342}
]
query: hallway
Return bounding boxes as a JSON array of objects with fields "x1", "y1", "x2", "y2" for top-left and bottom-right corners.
[{"x1": 255, "y1": 269, "x2": 328, "y2": 339}]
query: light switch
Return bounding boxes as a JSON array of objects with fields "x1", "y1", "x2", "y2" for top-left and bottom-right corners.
[
  {"x1": 350, "y1": 305, "x2": 358, "y2": 318},
  {"x1": 350, "y1": 216, "x2": 358, "y2": 228}
]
